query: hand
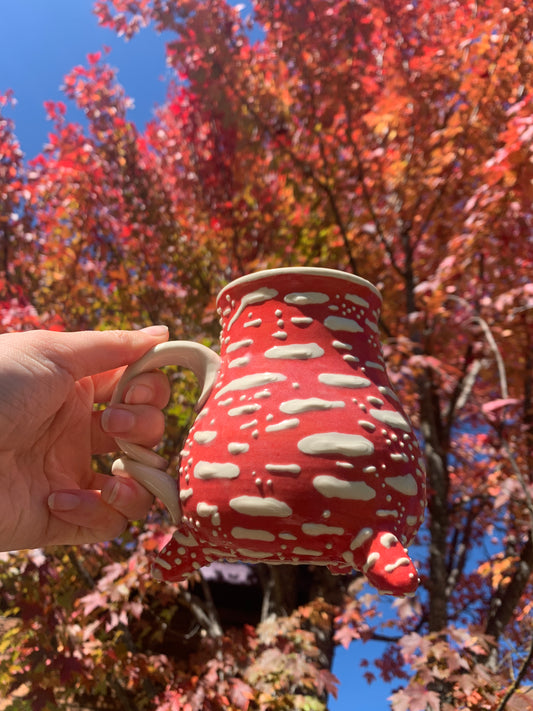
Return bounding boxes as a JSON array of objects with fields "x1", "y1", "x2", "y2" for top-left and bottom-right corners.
[{"x1": 0, "y1": 327, "x2": 171, "y2": 551}]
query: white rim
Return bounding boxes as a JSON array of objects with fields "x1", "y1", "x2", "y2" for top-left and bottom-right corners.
[{"x1": 217, "y1": 267, "x2": 382, "y2": 305}]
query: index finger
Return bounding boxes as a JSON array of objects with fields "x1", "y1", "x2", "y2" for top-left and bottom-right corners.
[{"x1": 38, "y1": 327, "x2": 169, "y2": 381}]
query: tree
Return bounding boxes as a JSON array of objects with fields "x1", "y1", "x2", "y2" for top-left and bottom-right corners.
[{"x1": 1, "y1": 0, "x2": 532, "y2": 708}]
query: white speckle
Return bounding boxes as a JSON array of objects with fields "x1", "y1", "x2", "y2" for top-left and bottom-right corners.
[
  {"x1": 228, "y1": 442, "x2": 249, "y2": 455},
  {"x1": 240, "y1": 419, "x2": 259, "y2": 430},
  {"x1": 265, "y1": 343, "x2": 325, "y2": 360},
  {"x1": 194, "y1": 461, "x2": 240, "y2": 479},
  {"x1": 229, "y1": 355, "x2": 251, "y2": 368},
  {"x1": 324, "y1": 316, "x2": 364, "y2": 333},
  {"x1": 365, "y1": 361, "x2": 385, "y2": 371},
  {"x1": 244, "y1": 318, "x2": 262, "y2": 328},
  {"x1": 197, "y1": 502, "x2": 218, "y2": 517},
  {"x1": 380, "y1": 533, "x2": 399, "y2": 549},
  {"x1": 367, "y1": 396, "x2": 384, "y2": 407},
  {"x1": 266, "y1": 418, "x2": 300, "y2": 432},
  {"x1": 379, "y1": 386, "x2": 400, "y2": 402},
  {"x1": 313, "y1": 475, "x2": 376, "y2": 500},
  {"x1": 180, "y1": 488, "x2": 193, "y2": 502},
  {"x1": 215, "y1": 372, "x2": 287, "y2": 399},
  {"x1": 279, "y1": 532, "x2": 297, "y2": 540},
  {"x1": 237, "y1": 549, "x2": 272, "y2": 559},
  {"x1": 390, "y1": 452, "x2": 410, "y2": 463},
  {"x1": 229, "y1": 495, "x2": 293, "y2": 517},
  {"x1": 265, "y1": 463, "x2": 301, "y2": 474},
  {"x1": 284, "y1": 292, "x2": 329, "y2": 305},
  {"x1": 227, "y1": 287, "x2": 278, "y2": 330},
  {"x1": 332, "y1": 340, "x2": 352, "y2": 350},
  {"x1": 377, "y1": 509, "x2": 399, "y2": 518},
  {"x1": 254, "y1": 389, "x2": 272, "y2": 399},
  {"x1": 342, "y1": 551, "x2": 355, "y2": 566},
  {"x1": 231, "y1": 527, "x2": 275, "y2": 541},
  {"x1": 359, "y1": 420, "x2": 376, "y2": 432},
  {"x1": 364, "y1": 552, "x2": 380, "y2": 572},
  {"x1": 226, "y1": 338, "x2": 253, "y2": 353},
  {"x1": 275, "y1": 309, "x2": 282, "y2": 317},
  {"x1": 346, "y1": 293, "x2": 370, "y2": 309},
  {"x1": 193, "y1": 430, "x2": 217, "y2": 444},
  {"x1": 291, "y1": 317, "x2": 313, "y2": 325},
  {"x1": 272, "y1": 331, "x2": 288, "y2": 340},
  {"x1": 293, "y1": 547, "x2": 322, "y2": 556},
  {"x1": 318, "y1": 373, "x2": 371, "y2": 388},
  {"x1": 228, "y1": 403, "x2": 261, "y2": 416},
  {"x1": 302, "y1": 523, "x2": 344, "y2": 536},
  {"x1": 280, "y1": 398, "x2": 345, "y2": 414},
  {"x1": 343, "y1": 354, "x2": 359, "y2": 363},
  {"x1": 172, "y1": 530, "x2": 198, "y2": 547},
  {"x1": 385, "y1": 557, "x2": 411, "y2": 573},
  {"x1": 154, "y1": 556, "x2": 172, "y2": 570},
  {"x1": 218, "y1": 397, "x2": 234, "y2": 407},
  {"x1": 350, "y1": 527, "x2": 373, "y2": 550},
  {"x1": 365, "y1": 318, "x2": 380, "y2": 334},
  {"x1": 336, "y1": 461, "x2": 354, "y2": 469},
  {"x1": 385, "y1": 474, "x2": 418, "y2": 496},
  {"x1": 370, "y1": 409, "x2": 411, "y2": 432},
  {"x1": 298, "y1": 432, "x2": 374, "y2": 457}
]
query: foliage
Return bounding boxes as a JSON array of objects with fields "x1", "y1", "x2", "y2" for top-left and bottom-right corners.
[{"x1": 1, "y1": 0, "x2": 533, "y2": 708}]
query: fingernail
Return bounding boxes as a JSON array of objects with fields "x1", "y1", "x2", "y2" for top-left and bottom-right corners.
[
  {"x1": 125, "y1": 384, "x2": 153, "y2": 405},
  {"x1": 48, "y1": 492, "x2": 80, "y2": 512},
  {"x1": 102, "y1": 407, "x2": 135, "y2": 434},
  {"x1": 102, "y1": 479, "x2": 122, "y2": 507},
  {"x1": 140, "y1": 325, "x2": 168, "y2": 337}
]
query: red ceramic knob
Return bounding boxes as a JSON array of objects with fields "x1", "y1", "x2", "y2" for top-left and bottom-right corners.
[{"x1": 112, "y1": 268, "x2": 426, "y2": 596}]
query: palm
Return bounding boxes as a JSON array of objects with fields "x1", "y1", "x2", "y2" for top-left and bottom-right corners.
[
  {"x1": 0, "y1": 328, "x2": 170, "y2": 552},
  {"x1": 1, "y1": 369, "x2": 98, "y2": 549}
]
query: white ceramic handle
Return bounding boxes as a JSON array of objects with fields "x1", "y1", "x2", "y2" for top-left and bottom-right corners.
[{"x1": 110, "y1": 341, "x2": 221, "y2": 524}]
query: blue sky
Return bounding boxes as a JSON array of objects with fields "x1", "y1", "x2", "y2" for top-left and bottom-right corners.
[
  {"x1": 0, "y1": 1, "x2": 170, "y2": 158},
  {"x1": 1, "y1": 3, "x2": 399, "y2": 708}
]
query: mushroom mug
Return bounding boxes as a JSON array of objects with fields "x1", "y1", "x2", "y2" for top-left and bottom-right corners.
[{"x1": 112, "y1": 267, "x2": 426, "y2": 596}]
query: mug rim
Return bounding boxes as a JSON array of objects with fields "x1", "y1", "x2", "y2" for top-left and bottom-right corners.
[{"x1": 217, "y1": 267, "x2": 382, "y2": 305}]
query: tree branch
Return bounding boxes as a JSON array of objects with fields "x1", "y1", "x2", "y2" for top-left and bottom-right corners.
[
  {"x1": 485, "y1": 532, "x2": 533, "y2": 642},
  {"x1": 494, "y1": 630, "x2": 533, "y2": 711}
]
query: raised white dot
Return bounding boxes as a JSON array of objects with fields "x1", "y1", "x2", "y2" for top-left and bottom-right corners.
[{"x1": 313, "y1": 475, "x2": 376, "y2": 500}]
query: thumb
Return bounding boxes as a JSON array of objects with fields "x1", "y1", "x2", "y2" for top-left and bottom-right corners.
[{"x1": 37, "y1": 326, "x2": 170, "y2": 380}]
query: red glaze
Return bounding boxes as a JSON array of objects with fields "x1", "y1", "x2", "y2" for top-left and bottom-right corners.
[{"x1": 153, "y1": 269, "x2": 426, "y2": 596}]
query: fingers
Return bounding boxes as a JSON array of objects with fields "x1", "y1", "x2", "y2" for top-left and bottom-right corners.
[
  {"x1": 92, "y1": 371, "x2": 171, "y2": 455},
  {"x1": 48, "y1": 476, "x2": 154, "y2": 542},
  {"x1": 93, "y1": 404, "x2": 166, "y2": 454},
  {"x1": 37, "y1": 325, "x2": 169, "y2": 381}
]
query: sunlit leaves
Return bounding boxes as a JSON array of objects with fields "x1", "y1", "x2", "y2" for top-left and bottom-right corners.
[{"x1": 1, "y1": 0, "x2": 533, "y2": 707}]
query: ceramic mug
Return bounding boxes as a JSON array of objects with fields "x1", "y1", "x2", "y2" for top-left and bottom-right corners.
[{"x1": 111, "y1": 268, "x2": 426, "y2": 596}]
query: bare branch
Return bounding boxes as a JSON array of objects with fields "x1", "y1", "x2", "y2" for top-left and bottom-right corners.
[{"x1": 494, "y1": 631, "x2": 533, "y2": 711}]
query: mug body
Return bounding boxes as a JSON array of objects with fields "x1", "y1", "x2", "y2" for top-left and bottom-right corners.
[{"x1": 154, "y1": 268, "x2": 426, "y2": 595}]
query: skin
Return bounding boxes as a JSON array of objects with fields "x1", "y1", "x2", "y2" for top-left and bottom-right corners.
[{"x1": 0, "y1": 326, "x2": 172, "y2": 551}]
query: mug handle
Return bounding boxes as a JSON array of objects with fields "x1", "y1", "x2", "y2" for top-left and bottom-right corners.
[{"x1": 110, "y1": 341, "x2": 221, "y2": 524}]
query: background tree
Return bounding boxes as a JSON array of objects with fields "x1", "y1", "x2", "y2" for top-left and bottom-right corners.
[{"x1": 0, "y1": 0, "x2": 532, "y2": 709}]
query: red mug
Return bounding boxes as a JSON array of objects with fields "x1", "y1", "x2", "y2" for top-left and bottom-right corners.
[{"x1": 112, "y1": 268, "x2": 426, "y2": 596}]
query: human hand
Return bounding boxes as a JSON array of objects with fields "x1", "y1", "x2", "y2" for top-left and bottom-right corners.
[{"x1": 0, "y1": 327, "x2": 171, "y2": 551}]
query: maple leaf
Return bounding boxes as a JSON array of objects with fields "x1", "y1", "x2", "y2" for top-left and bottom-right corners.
[{"x1": 390, "y1": 685, "x2": 441, "y2": 711}]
